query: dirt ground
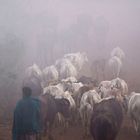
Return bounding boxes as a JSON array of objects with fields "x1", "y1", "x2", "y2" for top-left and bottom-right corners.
[{"x1": 0, "y1": 116, "x2": 139, "y2": 140}]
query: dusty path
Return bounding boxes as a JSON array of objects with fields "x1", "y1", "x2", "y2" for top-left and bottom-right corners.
[{"x1": 0, "y1": 116, "x2": 139, "y2": 140}]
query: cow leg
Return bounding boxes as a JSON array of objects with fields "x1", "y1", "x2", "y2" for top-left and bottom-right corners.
[
  {"x1": 42, "y1": 120, "x2": 48, "y2": 137},
  {"x1": 76, "y1": 108, "x2": 81, "y2": 124},
  {"x1": 85, "y1": 113, "x2": 91, "y2": 138},
  {"x1": 85, "y1": 124, "x2": 88, "y2": 137},
  {"x1": 71, "y1": 109, "x2": 77, "y2": 126},
  {"x1": 80, "y1": 112, "x2": 86, "y2": 138},
  {"x1": 46, "y1": 121, "x2": 54, "y2": 140},
  {"x1": 36, "y1": 133, "x2": 42, "y2": 140},
  {"x1": 83, "y1": 123, "x2": 90, "y2": 139},
  {"x1": 64, "y1": 119, "x2": 69, "y2": 131},
  {"x1": 58, "y1": 115, "x2": 68, "y2": 135},
  {"x1": 86, "y1": 116, "x2": 91, "y2": 137},
  {"x1": 86, "y1": 126, "x2": 90, "y2": 138},
  {"x1": 61, "y1": 119, "x2": 67, "y2": 134},
  {"x1": 80, "y1": 107, "x2": 88, "y2": 138},
  {"x1": 47, "y1": 126, "x2": 54, "y2": 140},
  {"x1": 84, "y1": 115, "x2": 87, "y2": 137},
  {"x1": 134, "y1": 120, "x2": 137, "y2": 132},
  {"x1": 53, "y1": 113, "x2": 61, "y2": 128},
  {"x1": 133, "y1": 119, "x2": 138, "y2": 133}
]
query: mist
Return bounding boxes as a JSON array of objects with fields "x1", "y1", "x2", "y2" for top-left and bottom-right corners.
[{"x1": 0, "y1": 0, "x2": 140, "y2": 122}]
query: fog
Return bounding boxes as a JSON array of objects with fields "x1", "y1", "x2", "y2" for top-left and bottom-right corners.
[{"x1": 0, "y1": 0, "x2": 140, "y2": 120}]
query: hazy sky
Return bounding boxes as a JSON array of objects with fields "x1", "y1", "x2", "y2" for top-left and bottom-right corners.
[{"x1": 0, "y1": 0, "x2": 140, "y2": 87}]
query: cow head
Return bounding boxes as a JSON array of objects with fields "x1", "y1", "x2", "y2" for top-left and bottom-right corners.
[
  {"x1": 55, "y1": 98, "x2": 70, "y2": 118},
  {"x1": 110, "y1": 78, "x2": 121, "y2": 92},
  {"x1": 97, "y1": 84, "x2": 110, "y2": 98}
]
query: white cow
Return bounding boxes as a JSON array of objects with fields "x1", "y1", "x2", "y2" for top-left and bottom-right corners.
[
  {"x1": 55, "y1": 58, "x2": 77, "y2": 80},
  {"x1": 25, "y1": 63, "x2": 42, "y2": 82},
  {"x1": 64, "y1": 52, "x2": 88, "y2": 71},
  {"x1": 61, "y1": 76, "x2": 77, "y2": 83},
  {"x1": 111, "y1": 47, "x2": 125, "y2": 61},
  {"x1": 42, "y1": 65, "x2": 59, "y2": 87},
  {"x1": 108, "y1": 56, "x2": 122, "y2": 78},
  {"x1": 110, "y1": 77, "x2": 128, "y2": 96},
  {"x1": 128, "y1": 92, "x2": 140, "y2": 134},
  {"x1": 98, "y1": 80, "x2": 112, "y2": 98},
  {"x1": 43, "y1": 85, "x2": 64, "y2": 97},
  {"x1": 79, "y1": 90, "x2": 101, "y2": 136},
  {"x1": 23, "y1": 63, "x2": 43, "y2": 96}
]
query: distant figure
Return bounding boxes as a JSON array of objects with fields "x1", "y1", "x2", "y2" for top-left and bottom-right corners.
[{"x1": 12, "y1": 87, "x2": 42, "y2": 140}]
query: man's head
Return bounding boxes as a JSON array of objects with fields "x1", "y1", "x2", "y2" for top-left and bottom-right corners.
[{"x1": 22, "y1": 87, "x2": 32, "y2": 97}]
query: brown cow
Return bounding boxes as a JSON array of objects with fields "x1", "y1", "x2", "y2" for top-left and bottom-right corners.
[
  {"x1": 90, "y1": 98, "x2": 123, "y2": 140},
  {"x1": 39, "y1": 94, "x2": 70, "y2": 140}
]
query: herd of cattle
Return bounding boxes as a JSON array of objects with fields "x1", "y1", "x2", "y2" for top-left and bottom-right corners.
[{"x1": 22, "y1": 50, "x2": 140, "y2": 140}]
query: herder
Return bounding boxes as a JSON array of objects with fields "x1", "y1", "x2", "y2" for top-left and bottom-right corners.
[{"x1": 12, "y1": 87, "x2": 42, "y2": 140}]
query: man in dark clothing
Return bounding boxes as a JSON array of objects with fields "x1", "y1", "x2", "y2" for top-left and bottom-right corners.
[{"x1": 12, "y1": 87, "x2": 42, "y2": 140}]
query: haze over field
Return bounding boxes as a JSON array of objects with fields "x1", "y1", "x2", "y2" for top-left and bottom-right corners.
[{"x1": 0, "y1": 0, "x2": 140, "y2": 121}]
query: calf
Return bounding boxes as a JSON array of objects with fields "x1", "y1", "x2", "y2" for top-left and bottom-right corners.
[{"x1": 90, "y1": 98, "x2": 123, "y2": 140}]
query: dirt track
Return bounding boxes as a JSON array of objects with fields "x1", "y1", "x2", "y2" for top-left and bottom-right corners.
[{"x1": 0, "y1": 116, "x2": 139, "y2": 140}]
